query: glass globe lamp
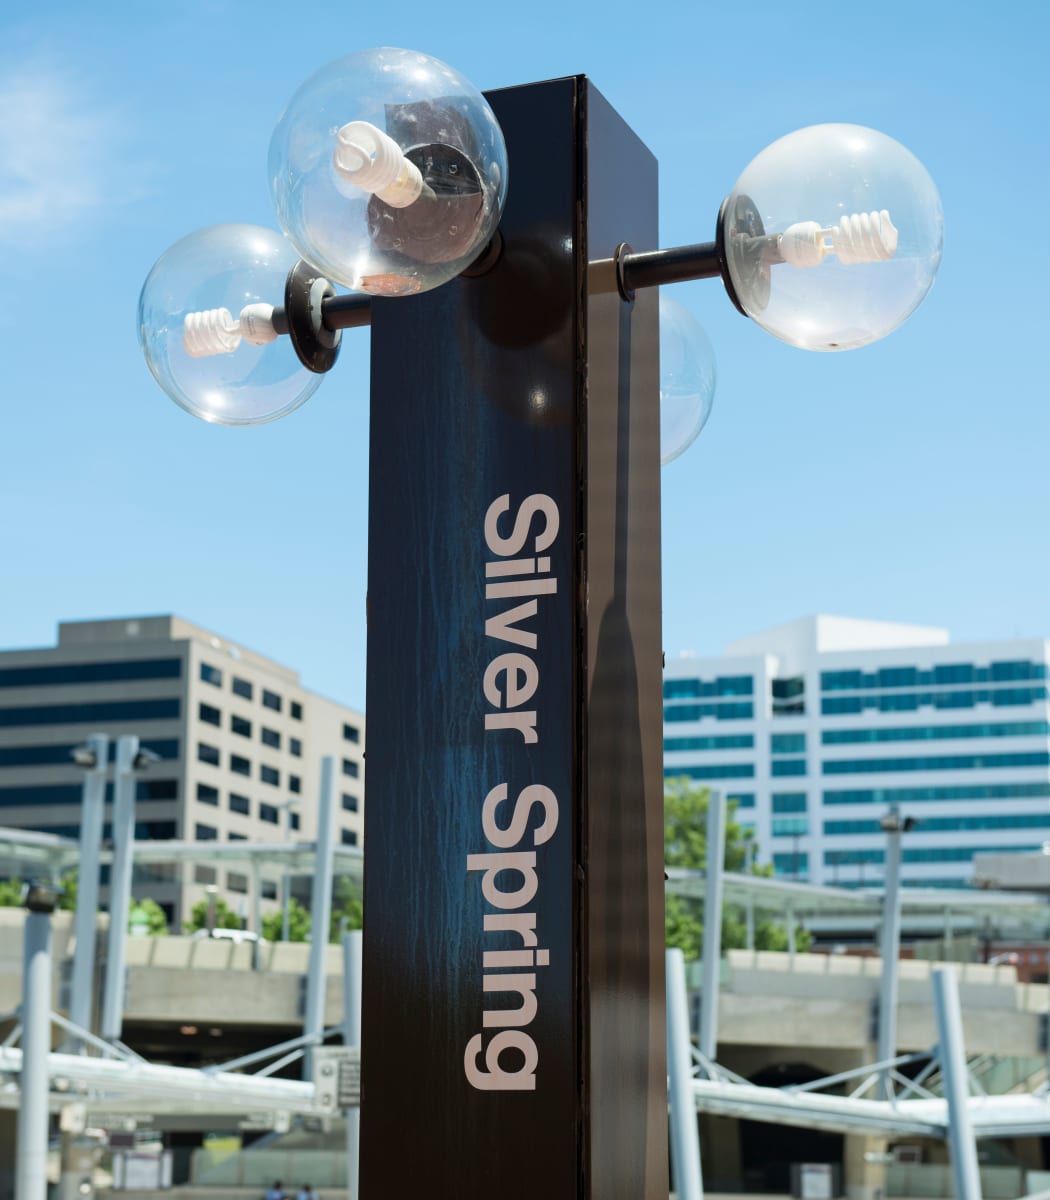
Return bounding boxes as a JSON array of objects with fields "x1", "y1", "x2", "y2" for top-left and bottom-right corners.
[
  {"x1": 269, "y1": 47, "x2": 508, "y2": 298},
  {"x1": 138, "y1": 224, "x2": 326, "y2": 425},
  {"x1": 659, "y1": 294, "x2": 716, "y2": 465},
  {"x1": 720, "y1": 124, "x2": 943, "y2": 351}
]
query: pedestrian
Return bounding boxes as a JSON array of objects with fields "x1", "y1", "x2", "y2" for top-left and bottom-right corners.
[
  {"x1": 297, "y1": 1185, "x2": 315, "y2": 1200},
  {"x1": 265, "y1": 1182, "x2": 286, "y2": 1200}
]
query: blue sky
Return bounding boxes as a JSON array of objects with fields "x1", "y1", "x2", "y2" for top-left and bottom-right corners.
[{"x1": 0, "y1": 0, "x2": 1046, "y2": 712}]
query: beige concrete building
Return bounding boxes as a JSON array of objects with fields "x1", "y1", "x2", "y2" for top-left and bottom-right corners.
[{"x1": 0, "y1": 616, "x2": 365, "y2": 924}]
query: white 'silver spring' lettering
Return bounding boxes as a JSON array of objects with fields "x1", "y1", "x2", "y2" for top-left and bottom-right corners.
[{"x1": 464, "y1": 494, "x2": 562, "y2": 1092}]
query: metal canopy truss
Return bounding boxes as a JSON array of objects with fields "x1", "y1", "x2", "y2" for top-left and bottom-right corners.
[{"x1": 0, "y1": 1012, "x2": 331, "y2": 1126}]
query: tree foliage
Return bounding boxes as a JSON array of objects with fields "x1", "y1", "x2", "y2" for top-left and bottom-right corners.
[
  {"x1": 183, "y1": 895, "x2": 243, "y2": 933},
  {"x1": 261, "y1": 897, "x2": 311, "y2": 943},
  {"x1": 664, "y1": 777, "x2": 810, "y2": 960}
]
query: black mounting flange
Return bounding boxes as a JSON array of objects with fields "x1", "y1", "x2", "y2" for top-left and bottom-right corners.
[{"x1": 285, "y1": 260, "x2": 341, "y2": 374}]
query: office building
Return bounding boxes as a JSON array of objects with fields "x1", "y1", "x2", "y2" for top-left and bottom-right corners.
[
  {"x1": 664, "y1": 616, "x2": 1050, "y2": 889},
  {"x1": 0, "y1": 616, "x2": 365, "y2": 923}
]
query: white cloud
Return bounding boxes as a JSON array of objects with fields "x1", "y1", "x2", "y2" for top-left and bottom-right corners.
[{"x1": 0, "y1": 60, "x2": 143, "y2": 245}]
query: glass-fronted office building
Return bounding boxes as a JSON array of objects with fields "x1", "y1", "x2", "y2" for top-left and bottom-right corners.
[
  {"x1": 664, "y1": 616, "x2": 1050, "y2": 889},
  {"x1": 0, "y1": 616, "x2": 365, "y2": 922}
]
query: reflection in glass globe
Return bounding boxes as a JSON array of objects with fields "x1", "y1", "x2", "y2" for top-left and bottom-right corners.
[
  {"x1": 138, "y1": 224, "x2": 323, "y2": 426},
  {"x1": 722, "y1": 124, "x2": 943, "y2": 351},
  {"x1": 659, "y1": 294, "x2": 716, "y2": 465},
  {"x1": 269, "y1": 47, "x2": 508, "y2": 298}
]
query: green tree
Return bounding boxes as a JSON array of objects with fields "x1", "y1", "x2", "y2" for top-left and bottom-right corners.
[
  {"x1": 664, "y1": 777, "x2": 810, "y2": 960},
  {"x1": 261, "y1": 897, "x2": 311, "y2": 942},
  {"x1": 183, "y1": 895, "x2": 242, "y2": 933},
  {"x1": 0, "y1": 879, "x2": 25, "y2": 906},
  {"x1": 329, "y1": 877, "x2": 363, "y2": 941},
  {"x1": 130, "y1": 898, "x2": 168, "y2": 936}
]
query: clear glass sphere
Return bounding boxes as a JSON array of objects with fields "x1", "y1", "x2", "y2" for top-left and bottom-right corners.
[
  {"x1": 138, "y1": 224, "x2": 323, "y2": 426},
  {"x1": 722, "y1": 124, "x2": 943, "y2": 351},
  {"x1": 269, "y1": 47, "x2": 508, "y2": 297},
  {"x1": 659, "y1": 294, "x2": 716, "y2": 465}
]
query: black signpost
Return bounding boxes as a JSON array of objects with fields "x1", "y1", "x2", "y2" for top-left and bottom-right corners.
[{"x1": 360, "y1": 77, "x2": 667, "y2": 1199}]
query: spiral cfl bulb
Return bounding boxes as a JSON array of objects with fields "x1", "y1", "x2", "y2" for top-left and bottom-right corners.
[
  {"x1": 333, "y1": 121, "x2": 424, "y2": 209},
  {"x1": 777, "y1": 210, "x2": 899, "y2": 269},
  {"x1": 183, "y1": 303, "x2": 279, "y2": 357}
]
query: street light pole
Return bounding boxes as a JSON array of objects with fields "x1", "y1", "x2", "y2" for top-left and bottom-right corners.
[
  {"x1": 101, "y1": 735, "x2": 139, "y2": 1043},
  {"x1": 303, "y1": 757, "x2": 335, "y2": 1080},
  {"x1": 16, "y1": 882, "x2": 61, "y2": 1200},
  {"x1": 280, "y1": 799, "x2": 299, "y2": 942},
  {"x1": 68, "y1": 732, "x2": 109, "y2": 1051},
  {"x1": 699, "y1": 790, "x2": 726, "y2": 1062},
  {"x1": 877, "y1": 806, "x2": 915, "y2": 1100}
]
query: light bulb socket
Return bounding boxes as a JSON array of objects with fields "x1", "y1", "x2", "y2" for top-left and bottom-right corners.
[
  {"x1": 716, "y1": 195, "x2": 772, "y2": 317},
  {"x1": 285, "y1": 260, "x2": 342, "y2": 374}
]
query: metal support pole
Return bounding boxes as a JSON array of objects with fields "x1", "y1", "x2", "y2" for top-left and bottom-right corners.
[
  {"x1": 343, "y1": 928, "x2": 363, "y2": 1200},
  {"x1": 944, "y1": 907, "x2": 953, "y2": 955},
  {"x1": 932, "y1": 967, "x2": 983, "y2": 1200},
  {"x1": 100, "y1": 735, "x2": 139, "y2": 1042},
  {"x1": 744, "y1": 836, "x2": 755, "y2": 952},
  {"x1": 787, "y1": 905, "x2": 797, "y2": 958},
  {"x1": 878, "y1": 806, "x2": 905, "y2": 1101},
  {"x1": 250, "y1": 859, "x2": 262, "y2": 970},
  {"x1": 282, "y1": 801, "x2": 296, "y2": 943},
  {"x1": 304, "y1": 756, "x2": 336, "y2": 1080},
  {"x1": 667, "y1": 948, "x2": 704, "y2": 1200},
  {"x1": 16, "y1": 908, "x2": 53, "y2": 1200},
  {"x1": 699, "y1": 789, "x2": 725, "y2": 1062},
  {"x1": 68, "y1": 732, "x2": 109, "y2": 1051}
]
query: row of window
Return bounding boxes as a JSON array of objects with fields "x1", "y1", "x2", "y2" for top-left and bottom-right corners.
[
  {"x1": 822, "y1": 662, "x2": 1048, "y2": 691},
  {"x1": 772, "y1": 852, "x2": 808, "y2": 876},
  {"x1": 24, "y1": 819, "x2": 178, "y2": 840},
  {"x1": 664, "y1": 703, "x2": 755, "y2": 723},
  {"x1": 196, "y1": 782, "x2": 302, "y2": 826},
  {"x1": 0, "y1": 698, "x2": 180, "y2": 727},
  {"x1": 193, "y1": 863, "x2": 278, "y2": 897},
  {"x1": 823, "y1": 720, "x2": 1050, "y2": 745},
  {"x1": 822, "y1": 688, "x2": 1049, "y2": 716},
  {"x1": 772, "y1": 793, "x2": 807, "y2": 813},
  {"x1": 198, "y1": 703, "x2": 304, "y2": 755},
  {"x1": 0, "y1": 657, "x2": 182, "y2": 688},
  {"x1": 0, "y1": 738, "x2": 179, "y2": 767},
  {"x1": 664, "y1": 734, "x2": 754, "y2": 752},
  {"x1": 199, "y1": 663, "x2": 303, "y2": 719},
  {"x1": 663, "y1": 676, "x2": 754, "y2": 700},
  {"x1": 824, "y1": 782, "x2": 1050, "y2": 805},
  {"x1": 196, "y1": 742, "x2": 302, "y2": 790},
  {"x1": 0, "y1": 779, "x2": 178, "y2": 807},
  {"x1": 663, "y1": 764, "x2": 755, "y2": 780},
  {"x1": 825, "y1": 813, "x2": 1050, "y2": 836},
  {"x1": 194, "y1": 822, "x2": 359, "y2": 847},
  {"x1": 823, "y1": 751, "x2": 1050, "y2": 775},
  {"x1": 772, "y1": 818, "x2": 808, "y2": 837},
  {"x1": 824, "y1": 843, "x2": 1045, "y2": 866}
]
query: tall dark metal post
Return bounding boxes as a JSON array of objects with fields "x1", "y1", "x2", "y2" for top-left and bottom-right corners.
[{"x1": 360, "y1": 77, "x2": 666, "y2": 1199}]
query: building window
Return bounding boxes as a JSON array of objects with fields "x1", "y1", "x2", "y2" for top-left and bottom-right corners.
[
  {"x1": 197, "y1": 783, "x2": 219, "y2": 807},
  {"x1": 772, "y1": 759, "x2": 807, "y2": 777},
  {"x1": 342, "y1": 793, "x2": 359, "y2": 813},
  {"x1": 0, "y1": 658, "x2": 182, "y2": 688},
  {"x1": 261, "y1": 727, "x2": 280, "y2": 750},
  {"x1": 229, "y1": 793, "x2": 251, "y2": 816},
  {"x1": 290, "y1": 737, "x2": 302, "y2": 757},
  {"x1": 0, "y1": 698, "x2": 181, "y2": 728},
  {"x1": 290, "y1": 812, "x2": 301, "y2": 832},
  {"x1": 232, "y1": 676, "x2": 253, "y2": 700},
  {"x1": 200, "y1": 662, "x2": 223, "y2": 688},
  {"x1": 289, "y1": 774, "x2": 301, "y2": 794},
  {"x1": 341, "y1": 829, "x2": 359, "y2": 846},
  {"x1": 261, "y1": 880, "x2": 278, "y2": 900},
  {"x1": 343, "y1": 723, "x2": 361, "y2": 743},
  {"x1": 198, "y1": 703, "x2": 221, "y2": 727},
  {"x1": 772, "y1": 817, "x2": 808, "y2": 837},
  {"x1": 195, "y1": 823, "x2": 218, "y2": 841},
  {"x1": 661, "y1": 764, "x2": 755, "y2": 781},
  {"x1": 230, "y1": 754, "x2": 251, "y2": 777},
  {"x1": 260, "y1": 765, "x2": 280, "y2": 787},
  {"x1": 290, "y1": 701, "x2": 303, "y2": 720},
  {"x1": 773, "y1": 851, "x2": 809, "y2": 877},
  {"x1": 771, "y1": 732, "x2": 806, "y2": 754},
  {"x1": 342, "y1": 758, "x2": 360, "y2": 779},
  {"x1": 824, "y1": 751, "x2": 1050, "y2": 776},
  {"x1": 194, "y1": 865, "x2": 217, "y2": 885},
  {"x1": 197, "y1": 743, "x2": 220, "y2": 767},
  {"x1": 231, "y1": 714, "x2": 252, "y2": 739},
  {"x1": 664, "y1": 734, "x2": 754, "y2": 752},
  {"x1": 227, "y1": 871, "x2": 249, "y2": 893},
  {"x1": 259, "y1": 803, "x2": 279, "y2": 824},
  {"x1": 262, "y1": 689, "x2": 282, "y2": 713}
]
